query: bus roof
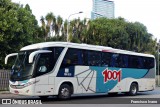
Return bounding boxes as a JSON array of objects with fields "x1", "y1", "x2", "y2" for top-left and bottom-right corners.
[{"x1": 20, "y1": 42, "x2": 154, "y2": 58}]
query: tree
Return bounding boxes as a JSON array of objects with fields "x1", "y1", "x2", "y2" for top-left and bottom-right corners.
[
  {"x1": 39, "y1": 13, "x2": 156, "y2": 56},
  {"x1": 40, "y1": 16, "x2": 46, "y2": 39},
  {"x1": 56, "y1": 15, "x2": 63, "y2": 36},
  {"x1": 45, "y1": 12, "x2": 55, "y2": 38},
  {"x1": 0, "y1": 0, "x2": 41, "y2": 68}
]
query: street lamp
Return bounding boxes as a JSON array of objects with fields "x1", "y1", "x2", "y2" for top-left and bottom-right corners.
[{"x1": 67, "y1": 11, "x2": 83, "y2": 42}]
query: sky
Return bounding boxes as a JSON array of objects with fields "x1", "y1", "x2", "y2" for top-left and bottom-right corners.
[{"x1": 11, "y1": 0, "x2": 160, "y2": 41}]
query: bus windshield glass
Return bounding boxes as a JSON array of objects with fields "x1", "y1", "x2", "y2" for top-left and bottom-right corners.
[
  {"x1": 10, "y1": 50, "x2": 36, "y2": 81},
  {"x1": 10, "y1": 47, "x2": 64, "y2": 81}
]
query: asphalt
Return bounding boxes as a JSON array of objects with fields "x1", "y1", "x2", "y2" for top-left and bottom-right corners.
[
  {"x1": 0, "y1": 87, "x2": 160, "y2": 107},
  {"x1": 0, "y1": 86, "x2": 160, "y2": 98}
]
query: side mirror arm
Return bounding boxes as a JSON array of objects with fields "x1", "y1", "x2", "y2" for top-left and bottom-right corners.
[
  {"x1": 29, "y1": 50, "x2": 52, "y2": 63},
  {"x1": 5, "y1": 53, "x2": 18, "y2": 64}
]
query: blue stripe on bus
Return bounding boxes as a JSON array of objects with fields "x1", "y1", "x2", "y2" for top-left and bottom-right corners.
[
  {"x1": 56, "y1": 66, "x2": 148, "y2": 93},
  {"x1": 57, "y1": 66, "x2": 75, "y2": 77},
  {"x1": 90, "y1": 66, "x2": 148, "y2": 93}
]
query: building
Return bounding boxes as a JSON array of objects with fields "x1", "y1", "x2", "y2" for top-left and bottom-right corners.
[{"x1": 91, "y1": 0, "x2": 115, "y2": 19}]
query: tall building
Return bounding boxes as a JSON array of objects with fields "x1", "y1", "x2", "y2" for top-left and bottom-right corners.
[{"x1": 91, "y1": 0, "x2": 115, "y2": 19}]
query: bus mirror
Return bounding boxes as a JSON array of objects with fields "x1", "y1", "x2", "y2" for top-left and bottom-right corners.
[
  {"x1": 5, "y1": 53, "x2": 18, "y2": 64},
  {"x1": 29, "y1": 50, "x2": 52, "y2": 63}
]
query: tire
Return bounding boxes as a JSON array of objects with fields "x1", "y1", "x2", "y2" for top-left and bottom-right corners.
[
  {"x1": 128, "y1": 83, "x2": 138, "y2": 96},
  {"x1": 58, "y1": 84, "x2": 71, "y2": 100}
]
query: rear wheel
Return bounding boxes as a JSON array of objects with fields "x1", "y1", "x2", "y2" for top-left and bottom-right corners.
[
  {"x1": 128, "y1": 83, "x2": 138, "y2": 96},
  {"x1": 58, "y1": 84, "x2": 71, "y2": 100}
]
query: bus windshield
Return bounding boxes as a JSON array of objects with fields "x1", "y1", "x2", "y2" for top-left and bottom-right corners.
[
  {"x1": 10, "y1": 50, "x2": 35, "y2": 81},
  {"x1": 10, "y1": 47, "x2": 64, "y2": 81}
]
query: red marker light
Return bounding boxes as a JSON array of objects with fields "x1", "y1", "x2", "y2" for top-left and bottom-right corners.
[{"x1": 14, "y1": 90, "x2": 19, "y2": 94}]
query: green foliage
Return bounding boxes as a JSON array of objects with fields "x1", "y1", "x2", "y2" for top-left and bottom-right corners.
[
  {"x1": 68, "y1": 17, "x2": 156, "y2": 55},
  {"x1": 0, "y1": 0, "x2": 43, "y2": 68},
  {"x1": 0, "y1": 1, "x2": 157, "y2": 69},
  {"x1": 39, "y1": 13, "x2": 156, "y2": 56}
]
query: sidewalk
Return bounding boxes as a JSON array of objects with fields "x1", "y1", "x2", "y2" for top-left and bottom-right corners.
[
  {"x1": 0, "y1": 91, "x2": 30, "y2": 99},
  {"x1": 0, "y1": 91, "x2": 10, "y2": 94}
]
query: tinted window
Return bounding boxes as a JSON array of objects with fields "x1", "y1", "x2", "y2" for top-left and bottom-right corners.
[
  {"x1": 60, "y1": 48, "x2": 155, "y2": 69},
  {"x1": 128, "y1": 56, "x2": 145, "y2": 69},
  {"x1": 101, "y1": 52, "x2": 112, "y2": 67},
  {"x1": 61, "y1": 49, "x2": 101, "y2": 67},
  {"x1": 35, "y1": 47, "x2": 64, "y2": 76},
  {"x1": 87, "y1": 51, "x2": 101, "y2": 66},
  {"x1": 110, "y1": 53, "x2": 120, "y2": 67},
  {"x1": 61, "y1": 48, "x2": 83, "y2": 68},
  {"x1": 128, "y1": 56, "x2": 139, "y2": 68},
  {"x1": 54, "y1": 47, "x2": 64, "y2": 61},
  {"x1": 36, "y1": 53, "x2": 53, "y2": 76},
  {"x1": 121, "y1": 55, "x2": 129, "y2": 68},
  {"x1": 143, "y1": 57, "x2": 154, "y2": 69}
]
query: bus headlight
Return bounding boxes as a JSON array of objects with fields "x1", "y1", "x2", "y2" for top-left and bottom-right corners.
[
  {"x1": 10, "y1": 80, "x2": 39, "y2": 89},
  {"x1": 23, "y1": 80, "x2": 40, "y2": 87}
]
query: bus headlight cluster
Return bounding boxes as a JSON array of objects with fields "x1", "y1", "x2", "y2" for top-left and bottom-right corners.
[
  {"x1": 23, "y1": 80, "x2": 39, "y2": 87},
  {"x1": 10, "y1": 80, "x2": 39, "y2": 89}
]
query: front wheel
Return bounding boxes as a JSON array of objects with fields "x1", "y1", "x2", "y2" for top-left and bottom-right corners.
[
  {"x1": 58, "y1": 84, "x2": 71, "y2": 100},
  {"x1": 128, "y1": 83, "x2": 138, "y2": 96}
]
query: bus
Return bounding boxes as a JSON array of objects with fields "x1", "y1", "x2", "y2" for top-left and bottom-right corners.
[{"x1": 5, "y1": 42, "x2": 156, "y2": 100}]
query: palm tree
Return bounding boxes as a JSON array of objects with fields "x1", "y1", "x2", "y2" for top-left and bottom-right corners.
[
  {"x1": 61, "y1": 19, "x2": 68, "y2": 40},
  {"x1": 51, "y1": 15, "x2": 56, "y2": 36},
  {"x1": 80, "y1": 18, "x2": 90, "y2": 43},
  {"x1": 45, "y1": 12, "x2": 55, "y2": 37},
  {"x1": 45, "y1": 12, "x2": 54, "y2": 27},
  {"x1": 40, "y1": 16, "x2": 47, "y2": 40},
  {"x1": 56, "y1": 15, "x2": 63, "y2": 36}
]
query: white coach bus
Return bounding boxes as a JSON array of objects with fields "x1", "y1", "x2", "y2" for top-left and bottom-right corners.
[{"x1": 5, "y1": 42, "x2": 156, "y2": 100}]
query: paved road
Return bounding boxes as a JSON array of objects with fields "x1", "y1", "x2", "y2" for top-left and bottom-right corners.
[{"x1": 0, "y1": 87, "x2": 160, "y2": 106}]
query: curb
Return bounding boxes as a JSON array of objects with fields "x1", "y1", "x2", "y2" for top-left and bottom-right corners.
[{"x1": 0, "y1": 91, "x2": 10, "y2": 94}]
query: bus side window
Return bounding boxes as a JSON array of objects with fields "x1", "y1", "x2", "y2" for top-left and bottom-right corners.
[
  {"x1": 138, "y1": 57, "x2": 144, "y2": 69},
  {"x1": 54, "y1": 47, "x2": 64, "y2": 61},
  {"x1": 128, "y1": 56, "x2": 143, "y2": 69},
  {"x1": 61, "y1": 48, "x2": 83, "y2": 68},
  {"x1": 36, "y1": 53, "x2": 53, "y2": 76},
  {"x1": 129, "y1": 56, "x2": 138, "y2": 68},
  {"x1": 110, "y1": 54, "x2": 128, "y2": 68},
  {"x1": 111, "y1": 53, "x2": 119, "y2": 67},
  {"x1": 143, "y1": 57, "x2": 154, "y2": 69},
  {"x1": 122, "y1": 55, "x2": 128, "y2": 68},
  {"x1": 87, "y1": 51, "x2": 101, "y2": 66},
  {"x1": 83, "y1": 50, "x2": 88, "y2": 66},
  {"x1": 101, "y1": 52, "x2": 111, "y2": 67}
]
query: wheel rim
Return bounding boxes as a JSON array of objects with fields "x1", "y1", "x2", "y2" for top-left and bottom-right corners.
[
  {"x1": 61, "y1": 88, "x2": 69, "y2": 98},
  {"x1": 131, "y1": 86, "x2": 137, "y2": 94}
]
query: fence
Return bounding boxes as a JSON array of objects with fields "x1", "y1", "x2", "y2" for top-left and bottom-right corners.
[
  {"x1": 156, "y1": 75, "x2": 160, "y2": 86},
  {"x1": 0, "y1": 70, "x2": 10, "y2": 91}
]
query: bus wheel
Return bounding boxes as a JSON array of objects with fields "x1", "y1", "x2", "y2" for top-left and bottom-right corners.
[
  {"x1": 58, "y1": 84, "x2": 71, "y2": 100},
  {"x1": 129, "y1": 83, "x2": 138, "y2": 96}
]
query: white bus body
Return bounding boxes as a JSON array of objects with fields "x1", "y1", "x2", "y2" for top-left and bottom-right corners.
[{"x1": 5, "y1": 42, "x2": 156, "y2": 99}]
